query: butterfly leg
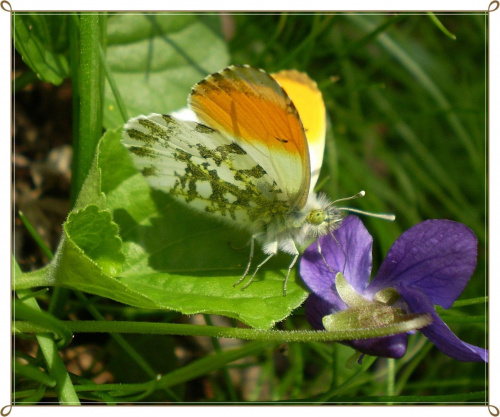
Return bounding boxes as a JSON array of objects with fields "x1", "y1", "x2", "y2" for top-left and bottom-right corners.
[
  {"x1": 233, "y1": 235, "x2": 256, "y2": 287},
  {"x1": 239, "y1": 240, "x2": 278, "y2": 290},
  {"x1": 328, "y1": 231, "x2": 348, "y2": 273},
  {"x1": 241, "y1": 251, "x2": 276, "y2": 290},
  {"x1": 283, "y1": 251, "x2": 299, "y2": 297},
  {"x1": 317, "y1": 239, "x2": 336, "y2": 274}
]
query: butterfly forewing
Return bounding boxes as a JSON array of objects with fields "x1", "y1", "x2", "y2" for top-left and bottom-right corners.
[
  {"x1": 271, "y1": 70, "x2": 326, "y2": 191},
  {"x1": 122, "y1": 113, "x2": 292, "y2": 229},
  {"x1": 189, "y1": 65, "x2": 311, "y2": 210}
]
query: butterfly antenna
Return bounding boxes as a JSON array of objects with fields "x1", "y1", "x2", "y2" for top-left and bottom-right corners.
[
  {"x1": 337, "y1": 207, "x2": 396, "y2": 221},
  {"x1": 330, "y1": 190, "x2": 396, "y2": 221},
  {"x1": 329, "y1": 191, "x2": 366, "y2": 206}
]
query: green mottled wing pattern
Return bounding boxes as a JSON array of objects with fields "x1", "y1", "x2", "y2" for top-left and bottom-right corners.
[{"x1": 122, "y1": 113, "x2": 291, "y2": 229}]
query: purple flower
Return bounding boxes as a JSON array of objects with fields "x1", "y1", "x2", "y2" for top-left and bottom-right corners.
[{"x1": 300, "y1": 215, "x2": 488, "y2": 362}]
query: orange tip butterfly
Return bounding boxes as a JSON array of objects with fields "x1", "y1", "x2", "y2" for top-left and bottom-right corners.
[{"x1": 122, "y1": 65, "x2": 394, "y2": 295}]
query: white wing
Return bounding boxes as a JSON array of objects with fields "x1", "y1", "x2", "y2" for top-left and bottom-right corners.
[{"x1": 122, "y1": 113, "x2": 292, "y2": 230}]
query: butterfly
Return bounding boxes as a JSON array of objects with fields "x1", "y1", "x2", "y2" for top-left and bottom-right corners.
[{"x1": 121, "y1": 65, "x2": 392, "y2": 295}]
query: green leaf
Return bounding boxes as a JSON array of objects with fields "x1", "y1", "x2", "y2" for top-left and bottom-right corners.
[
  {"x1": 72, "y1": 146, "x2": 106, "y2": 211},
  {"x1": 16, "y1": 132, "x2": 154, "y2": 308},
  {"x1": 64, "y1": 205, "x2": 125, "y2": 276},
  {"x1": 14, "y1": 361, "x2": 56, "y2": 387},
  {"x1": 16, "y1": 129, "x2": 309, "y2": 329},
  {"x1": 13, "y1": 13, "x2": 70, "y2": 85},
  {"x1": 103, "y1": 14, "x2": 230, "y2": 128},
  {"x1": 101, "y1": 129, "x2": 309, "y2": 329}
]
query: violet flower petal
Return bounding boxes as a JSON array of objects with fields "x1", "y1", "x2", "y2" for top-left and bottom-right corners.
[
  {"x1": 347, "y1": 334, "x2": 408, "y2": 359},
  {"x1": 305, "y1": 294, "x2": 408, "y2": 359},
  {"x1": 399, "y1": 286, "x2": 488, "y2": 362},
  {"x1": 305, "y1": 293, "x2": 337, "y2": 330},
  {"x1": 300, "y1": 215, "x2": 373, "y2": 308},
  {"x1": 366, "y1": 220, "x2": 478, "y2": 309}
]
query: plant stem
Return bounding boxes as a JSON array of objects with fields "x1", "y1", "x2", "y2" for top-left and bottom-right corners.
[
  {"x1": 427, "y1": 12, "x2": 456, "y2": 40},
  {"x1": 387, "y1": 358, "x2": 395, "y2": 396},
  {"x1": 14, "y1": 260, "x2": 80, "y2": 405},
  {"x1": 15, "y1": 317, "x2": 430, "y2": 342},
  {"x1": 69, "y1": 13, "x2": 80, "y2": 208},
  {"x1": 72, "y1": 13, "x2": 105, "y2": 204},
  {"x1": 99, "y1": 43, "x2": 129, "y2": 123},
  {"x1": 18, "y1": 211, "x2": 53, "y2": 260},
  {"x1": 203, "y1": 315, "x2": 238, "y2": 401}
]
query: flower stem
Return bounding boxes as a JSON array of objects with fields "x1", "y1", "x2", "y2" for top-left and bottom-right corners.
[
  {"x1": 15, "y1": 316, "x2": 431, "y2": 342},
  {"x1": 387, "y1": 358, "x2": 396, "y2": 396}
]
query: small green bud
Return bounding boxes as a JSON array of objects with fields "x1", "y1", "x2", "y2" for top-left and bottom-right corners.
[
  {"x1": 322, "y1": 304, "x2": 433, "y2": 337},
  {"x1": 374, "y1": 287, "x2": 401, "y2": 305}
]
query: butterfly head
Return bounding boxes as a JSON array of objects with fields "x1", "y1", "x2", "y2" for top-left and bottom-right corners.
[
  {"x1": 306, "y1": 208, "x2": 327, "y2": 226},
  {"x1": 301, "y1": 190, "x2": 396, "y2": 242},
  {"x1": 300, "y1": 193, "x2": 343, "y2": 241}
]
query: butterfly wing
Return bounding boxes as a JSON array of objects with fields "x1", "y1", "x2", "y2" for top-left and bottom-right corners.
[
  {"x1": 122, "y1": 113, "x2": 291, "y2": 230},
  {"x1": 188, "y1": 65, "x2": 311, "y2": 210},
  {"x1": 271, "y1": 70, "x2": 326, "y2": 192}
]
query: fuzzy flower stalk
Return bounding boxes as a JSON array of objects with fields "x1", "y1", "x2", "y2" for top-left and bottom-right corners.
[{"x1": 300, "y1": 215, "x2": 487, "y2": 362}]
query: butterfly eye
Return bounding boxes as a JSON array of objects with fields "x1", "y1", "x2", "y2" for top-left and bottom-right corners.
[{"x1": 307, "y1": 209, "x2": 326, "y2": 225}]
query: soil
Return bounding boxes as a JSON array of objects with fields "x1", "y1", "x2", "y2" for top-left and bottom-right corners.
[{"x1": 14, "y1": 52, "x2": 73, "y2": 270}]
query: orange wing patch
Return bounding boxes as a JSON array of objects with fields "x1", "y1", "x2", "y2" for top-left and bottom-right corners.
[
  {"x1": 190, "y1": 66, "x2": 307, "y2": 157},
  {"x1": 189, "y1": 65, "x2": 311, "y2": 208}
]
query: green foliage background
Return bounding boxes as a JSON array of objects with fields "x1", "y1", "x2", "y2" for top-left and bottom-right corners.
[{"x1": 13, "y1": 12, "x2": 487, "y2": 404}]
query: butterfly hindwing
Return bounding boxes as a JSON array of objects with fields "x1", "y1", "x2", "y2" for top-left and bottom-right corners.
[{"x1": 122, "y1": 113, "x2": 292, "y2": 228}]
